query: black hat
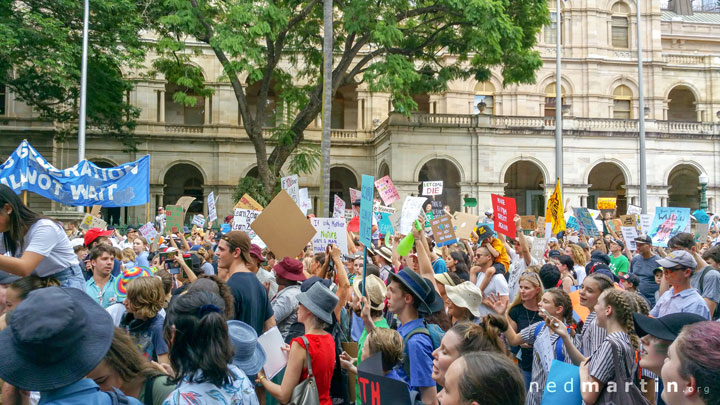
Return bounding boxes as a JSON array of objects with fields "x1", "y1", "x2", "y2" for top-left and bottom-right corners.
[
  {"x1": 475, "y1": 224, "x2": 495, "y2": 241},
  {"x1": 548, "y1": 249, "x2": 563, "y2": 259},
  {"x1": 0, "y1": 271, "x2": 20, "y2": 285},
  {"x1": 0, "y1": 287, "x2": 114, "y2": 391},
  {"x1": 634, "y1": 235, "x2": 652, "y2": 245},
  {"x1": 621, "y1": 273, "x2": 640, "y2": 288},
  {"x1": 352, "y1": 199, "x2": 361, "y2": 207},
  {"x1": 388, "y1": 269, "x2": 444, "y2": 314},
  {"x1": 611, "y1": 239, "x2": 625, "y2": 251},
  {"x1": 590, "y1": 251, "x2": 611, "y2": 265},
  {"x1": 633, "y1": 312, "x2": 707, "y2": 341}
]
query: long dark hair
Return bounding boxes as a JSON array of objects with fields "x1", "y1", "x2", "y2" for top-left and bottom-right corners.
[
  {"x1": 164, "y1": 291, "x2": 234, "y2": 387},
  {"x1": 0, "y1": 184, "x2": 49, "y2": 255}
]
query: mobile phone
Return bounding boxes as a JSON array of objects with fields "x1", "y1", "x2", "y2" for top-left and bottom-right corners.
[{"x1": 540, "y1": 308, "x2": 552, "y2": 319}]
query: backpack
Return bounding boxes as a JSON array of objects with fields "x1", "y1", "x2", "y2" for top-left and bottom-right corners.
[
  {"x1": 534, "y1": 322, "x2": 566, "y2": 362},
  {"x1": 401, "y1": 321, "x2": 445, "y2": 378},
  {"x1": 108, "y1": 389, "x2": 130, "y2": 405},
  {"x1": 698, "y1": 266, "x2": 720, "y2": 320}
]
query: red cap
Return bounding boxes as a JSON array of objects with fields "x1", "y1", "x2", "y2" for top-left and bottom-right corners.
[
  {"x1": 249, "y1": 244, "x2": 264, "y2": 262},
  {"x1": 84, "y1": 228, "x2": 113, "y2": 247},
  {"x1": 347, "y1": 216, "x2": 360, "y2": 233},
  {"x1": 273, "y1": 257, "x2": 306, "y2": 281}
]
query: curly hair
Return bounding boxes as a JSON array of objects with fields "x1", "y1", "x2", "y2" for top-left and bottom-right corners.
[
  {"x1": 568, "y1": 244, "x2": 587, "y2": 266},
  {"x1": 450, "y1": 314, "x2": 510, "y2": 357},
  {"x1": 600, "y1": 289, "x2": 640, "y2": 351},
  {"x1": 126, "y1": 277, "x2": 165, "y2": 319}
]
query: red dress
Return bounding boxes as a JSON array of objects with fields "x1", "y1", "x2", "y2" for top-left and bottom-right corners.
[{"x1": 291, "y1": 333, "x2": 336, "y2": 405}]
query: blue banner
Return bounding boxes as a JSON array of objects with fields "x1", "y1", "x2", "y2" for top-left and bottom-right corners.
[
  {"x1": 648, "y1": 207, "x2": 691, "y2": 247},
  {"x1": 359, "y1": 174, "x2": 375, "y2": 247},
  {"x1": 0, "y1": 140, "x2": 150, "y2": 207}
]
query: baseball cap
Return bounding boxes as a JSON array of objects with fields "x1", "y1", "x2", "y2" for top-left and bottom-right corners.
[
  {"x1": 0, "y1": 271, "x2": 21, "y2": 285},
  {"x1": 656, "y1": 250, "x2": 697, "y2": 270},
  {"x1": 611, "y1": 239, "x2": 625, "y2": 250},
  {"x1": 620, "y1": 273, "x2": 639, "y2": 288},
  {"x1": 548, "y1": 249, "x2": 562, "y2": 259},
  {"x1": 634, "y1": 235, "x2": 652, "y2": 245},
  {"x1": 475, "y1": 224, "x2": 494, "y2": 241},
  {"x1": 84, "y1": 228, "x2": 113, "y2": 247},
  {"x1": 221, "y1": 231, "x2": 253, "y2": 264},
  {"x1": 633, "y1": 312, "x2": 707, "y2": 341}
]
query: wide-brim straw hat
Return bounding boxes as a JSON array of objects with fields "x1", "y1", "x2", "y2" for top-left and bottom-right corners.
[
  {"x1": 352, "y1": 274, "x2": 387, "y2": 311},
  {"x1": 445, "y1": 281, "x2": 484, "y2": 318}
]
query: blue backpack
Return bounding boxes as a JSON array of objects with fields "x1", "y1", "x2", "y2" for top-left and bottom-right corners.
[
  {"x1": 534, "y1": 322, "x2": 566, "y2": 362},
  {"x1": 401, "y1": 321, "x2": 445, "y2": 378}
]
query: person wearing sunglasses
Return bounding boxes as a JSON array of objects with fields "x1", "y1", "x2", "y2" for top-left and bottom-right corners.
[{"x1": 650, "y1": 251, "x2": 710, "y2": 320}]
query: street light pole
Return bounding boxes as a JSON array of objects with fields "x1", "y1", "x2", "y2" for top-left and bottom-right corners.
[
  {"x1": 77, "y1": 0, "x2": 89, "y2": 212},
  {"x1": 699, "y1": 174, "x2": 709, "y2": 211},
  {"x1": 319, "y1": 0, "x2": 332, "y2": 217},
  {"x1": 637, "y1": 1, "x2": 648, "y2": 214},
  {"x1": 555, "y1": 0, "x2": 563, "y2": 191}
]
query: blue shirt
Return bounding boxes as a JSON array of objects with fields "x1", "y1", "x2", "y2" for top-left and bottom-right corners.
[
  {"x1": 650, "y1": 287, "x2": 711, "y2": 319},
  {"x1": 432, "y1": 258, "x2": 447, "y2": 274},
  {"x1": 39, "y1": 379, "x2": 143, "y2": 405},
  {"x1": 394, "y1": 318, "x2": 435, "y2": 391},
  {"x1": 85, "y1": 275, "x2": 119, "y2": 308},
  {"x1": 135, "y1": 251, "x2": 150, "y2": 268}
]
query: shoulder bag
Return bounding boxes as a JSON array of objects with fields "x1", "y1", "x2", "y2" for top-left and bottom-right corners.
[{"x1": 289, "y1": 336, "x2": 320, "y2": 405}]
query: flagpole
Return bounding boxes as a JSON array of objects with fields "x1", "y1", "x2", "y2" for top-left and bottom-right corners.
[
  {"x1": 77, "y1": 0, "x2": 89, "y2": 213},
  {"x1": 637, "y1": 1, "x2": 647, "y2": 214},
  {"x1": 555, "y1": 0, "x2": 563, "y2": 191}
]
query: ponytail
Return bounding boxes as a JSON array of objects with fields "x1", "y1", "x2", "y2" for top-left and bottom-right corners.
[{"x1": 450, "y1": 316, "x2": 510, "y2": 357}]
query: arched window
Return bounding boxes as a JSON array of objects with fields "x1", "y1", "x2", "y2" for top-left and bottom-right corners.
[
  {"x1": 611, "y1": 2, "x2": 630, "y2": 49},
  {"x1": 544, "y1": 83, "x2": 565, "y2": 118},
  {"x1": 474, "y1": 82, "x2": 495, "y2": 115},
  {"x1": 613, "y1": 85, "x2": 633, "y2": 119}
]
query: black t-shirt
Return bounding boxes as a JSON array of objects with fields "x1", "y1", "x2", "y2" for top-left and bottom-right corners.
[
  {"x1": 509, "y1": 304, "x2": 541, "y2": 371},
  {"x1": 226, "y1": 272, "x2": 274, "y2": 335}
]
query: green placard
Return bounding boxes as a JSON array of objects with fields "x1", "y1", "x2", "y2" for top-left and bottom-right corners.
[
  {"x1": 463, "y1": 197, "x2": 478, "y2": 207},
  {"x1": 165, "y1": 205, "x2": 184, "y2": 234}
]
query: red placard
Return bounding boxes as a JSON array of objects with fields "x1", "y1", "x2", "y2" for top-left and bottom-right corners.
[{"x1": 491, "y1": 194, "x2": 517, "y2": 238}]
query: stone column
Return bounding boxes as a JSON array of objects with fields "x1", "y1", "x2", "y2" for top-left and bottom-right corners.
[
  {"x1": 158, "y1": 90, "x2": 165, "y2": 123},
  {"x1": 204, "y1": 95, "x2": 212, "y2": 124}
]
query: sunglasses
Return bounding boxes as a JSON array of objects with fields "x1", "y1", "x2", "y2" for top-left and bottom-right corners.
[{"x1": 663, "y1": 266, "x2": 686, "y2": 272}]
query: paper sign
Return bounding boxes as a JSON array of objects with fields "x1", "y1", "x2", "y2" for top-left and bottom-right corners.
[
  {"x1": 333, "y1": 195, "x2": 346, "y2": 218},
  {"x1": 175, "y1": 196, "x2": 196, "y2": 219},
  {"x1": 235, "y1": 193, "x2": 264, "y2": 211},
  {"x1": 431, "y1": 200, "x2": 444, "y2": 217},
  {"x1": 80, "y1": 213, "x2": 107, "y2": 231},
  {"x1": 491, "y1": 194, "x2": 517, "y2": 238},
  {"x1": 648, "y1": 207, "x2": 691, "y2": 247},
  {"x1": 531, "y1": 237, "x2": 547, "y2": 262},
  {"x1": 452, "y1": 212, "x2": 480, "y2": 240},
  {"x1": 627, "y1": 205, "x2": 642, "y2": 215},
  {"x1": 399, "y1": 196, "x2": 428, "y2": 235},
  {"x1": 373, "y1": 175, "x2": 400, "y2": 206},
  {"x1": 299, "y1": 188, "x2": 312, "y2": 215},
  {"x1": 281, "y1": 174, "x2": 300, "y2": 204},
  {"x1": 597, "y1": 197, "x2": 617, "y2": 210},
  {"x1": 90, "y1": 205, "x2": 102, "y2": 217},
  {"x1": 258, "y1": 327, "x2": 288, "y2": 379},
  {"x1": 374, "y1": 205, "x2": 395, "y2": 214},
  {"x1": 191, "y1": 214, "x2": 205, "y2": 228},
  {"x1": 587, "y1": 209, "x2": 602, "y2": 220},
  {"x1": 693, "y1": 209, "x2": 710, "y2": 224},
  {"x1": 621, "y1": 226, "x2": 638, "y2": 251},
  {"x1": 349, "y1": 188, "x2": 361, "y2": 205},
  {"x1": 345, "y1": 209, "x2": 354, "y2": 223},
  {"x1": 139, "y1": 223, "x2": 158, "y2": 244},
  {"x1": 545, "y1": 222, "x2": 552, "y2": 239},
  {"x1": 357, "y1": 353, "x2": 413, "y2": 405},
  {"x1": 695, "y1": 223, "x2": 710, "y2": 243},
  {"x1": 165, "y1": 205, "x2": 184, "y2": 234},
  {"x1": 250, "y1": 190, "x2": 316, "y2": 260},
  {"x1": 430, "y1": 215, "x2": 457, "y2": 247},
  {"x1": 620, "y1": 215, "x2": 637, "y2": 228},
  {"x1": 520, "y1": 216, "x2": 536, "y2": 231},
  {"x1": 233, "y1": 209, "x2": 261, "y2": 232},
  {"x1": 377, "y1": 213, "x2": 394, "y2": 235},
  {"x1": 573, "y1": 207, "x2": 599, "y2": 237},
  {"x1": 311, "y1": 218, "x2": 348, "y2": 256},
  {"x1": 207, "y1": 192, "x2": 217, "y2": 222},
  {"x1": 639, "y1": 214, "x2": 652, "y2": 234},
  {"x1": 359, "y1": 175, "x2": 375, "y2": 246},
  {"x1": 535, "y1": 327, "x2": 555, "y2": 372},
  {"x1": 422, "y1": 181, "x2": 444, "y2": 196}
]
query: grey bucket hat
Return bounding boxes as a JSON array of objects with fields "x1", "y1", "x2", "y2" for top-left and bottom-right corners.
[{"x1": 296, "y1": 282, "x2": 339, "y2": 325}]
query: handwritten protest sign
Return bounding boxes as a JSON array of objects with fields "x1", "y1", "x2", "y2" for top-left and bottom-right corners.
[
  {"x1": 520, "y1": 216, "x2": 536, "y2": 231},
  {"x1": 621, "y1": 226, "x2": 638, "y2": 251},
  {"x1": 357, "y1": 354, "x2": 412, "y2": 405},
  {"x1": 175, "y1": 196, "x2": 196, "y2": 220},
  {"x1": 627, "y1": 205, "x2": 642, "y2": 215},
  {"x1": 695, "y1": 223, "x2": 710, "y2": 243},
  {"x1": 333, "y1": 195, "x2": 346, "y2": 218},
  {"x1": 311, "y1": 218, "x2": 349, "y2": 256},
  {"x1": 531, "y1": 237, "x2": 547, "y2": 262},
  {"x1": 80, "y1": 213, "x2": 107, "y2": 231},
  {"x1": 349, "y1": 188, "x2": 361, "y2": 204},
  {"x1": 139, "y1": 223, "x2": 158, "y2": 244},
  {"x1": 373, "y1": 176, "x2": 400, "y2": 206},
  {"x1": 431, "y1": 200, "x2": 444, "y2": 217},
  {"x1": 399, "y1": 196, "x2": 428, "y2": 235},
  {"x1": 207, "y1": 192, "x2": 217, "y2": 222},
  {"x1": 597, "y1": 197, "x2": 617, "y2": 210},
  {"x1": 250, "y1": 190, "x2": 316, "y2": 259},
  {"x1": 620, "y1": 215, "x2": 637, "y2": 228},
  {"x1": 359, "y1": 175, "x2": 375, "y2": 246},
  {"x1": 165, "y1": 205, "x2": 183, "y2": 234},
  {"x1": 233, "y1": 209, "x2": 261, "y2": 232},
  {"x1": 573, "y1": 208, "x2": 599, "y2": 236},
  {"x1": 344, "y1": 209, "x2": 353, "y2": 222},
  {"x1": 491, "y1": 194, "x2": 517, "y2": 238},
  {"x1": 422, "y1": 181, "x2": 444, "y2": 196},
  {"x1": 377, "y1": 213, "x2": 394, "y2": 235},
  {"x1": 374, "y1": 204, "x2": 395, "y2": 214},
  {"x1": 235, "y1": 193, "x2": 264, "y2": 211},
  {"x1": 648, "y1": 207, "x2": 691, "y2": 247},
  {"x1": 281, "y1": 174, "x2": 300, "y2": 205},
  {"x1": 299, "y1": 188, "x2": 312, "y2": 215},
  {"x1": 639, "y1": 214, "x2": 652, "y2": 234},
  {"x1": 191, "y1": 214, "x2": 205, "y2": 228},
  {"x1": 452, "y1": 212, "x2": 479, "y2": 240},
  {"x1": 431, "y1": 215, "x2": 457, "y2": 247}
]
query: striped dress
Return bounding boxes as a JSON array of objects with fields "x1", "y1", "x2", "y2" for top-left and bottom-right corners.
[{"x1": 580, "y1": 312, "x2": 607, "y2": 357}]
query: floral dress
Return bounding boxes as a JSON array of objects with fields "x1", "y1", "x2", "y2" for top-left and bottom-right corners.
[{"x1": 162, "y1": 364, "x2": 259, "y2": 405}]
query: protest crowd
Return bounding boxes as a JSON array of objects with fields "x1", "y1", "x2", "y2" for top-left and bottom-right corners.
[{"x1": 0, "y1": 176, "x2": 719, "y2": 405}]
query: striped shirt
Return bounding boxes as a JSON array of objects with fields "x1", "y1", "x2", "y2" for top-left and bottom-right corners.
[
  {"x1": 580, "y1": 312, "x2": 607, "y2": 357},
  {"x1": 588, "y1": 332, "x2": 634, "y2": 384},
  {"x1": 521, "y1": 321, "x2": 581, "y2": 405}
]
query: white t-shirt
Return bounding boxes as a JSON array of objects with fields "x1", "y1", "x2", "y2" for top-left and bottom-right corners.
[
  {"x1": 0, "y1": 219, "x2": 79, "y2": 277},
  {"x1": 508, "y1": 247, "x2": 538, "y2": 303},
  {"x1": 574, "y1": 265, "x2": 587, "y2": 286},
  {"x1": 475, "y1": 273, "x2": 509, "y2": 317}
]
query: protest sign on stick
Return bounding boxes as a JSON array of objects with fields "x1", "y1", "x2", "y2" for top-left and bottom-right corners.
[
  {"x1": 430, "y1": 215, "x2": 457, "y2": 247},
  {"x1": 233, "y1": 209, "x2": 261, "y2": 232},
  {"x1": 80, "y1": 213, "x2": 107, "y2": 231},
  {"x1": 452, "y1": 212, "x2": 479, "y2": 240},
  {"x1": 491, "y1": 194, "x2": 517, "y2": 238},
  {"x1": 139, "y1": 223, "x2": 158, "y2": 244},
  {"x1": 572, "y1": 208, "x2": 599, "y2": 237},
  {"x1": 235, "y1": 193, "x2": 264, "y2": 211},
  {"x1": 621, "y1": 226, "x2": 638, "y2": 251},
  {"x1": 207, "y1": 192, "x2": 217, "y2": 222},
  {"x1": 597, "y1": 198, "x2": 617, "y2": 210},
  {"x1": 250, "y1": 190, "x2": 316, "y2": 260},
  {"x1": 165, "y1": 205, "x2": 183, "y2": 234},
  {"x1": 399, "y1": 196, "x2": 428, "y2": 235},
  {"x1": 520, "y1": 216, "x2": 536, "y2": 231},
  {"x1": 373, "y1": 176, "x2": 400, "y2": 206},
  {"x1": 281, "y1": 174, "x2": 300, "y2": 205},
  {"x1": 422, "y1": 181, "x2": 444, "y2": 196},
  {"x1": 648, "y1": 207, "x2": 691, "y2": 247},
  {"x1": 333, "y1": 195, "x2": 346, "y2": 218},
  {"x1": 359, "y1": 175, "x2": 375, "y2": 246},
  {"x1": 191, "y1": 215, "x2": 205, "y2": 228}
]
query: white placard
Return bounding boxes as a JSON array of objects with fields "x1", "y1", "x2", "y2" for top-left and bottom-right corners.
[
  {"x1": 621, "y1": 226, "x2": 638, "y2": 251},
  {"x1": 258, "y1": 327, "x2": 288, "y2": 379},
  {"x1": 281, "y1": 174, "x2": 299, "y2": 204},
  {"x1": 627, "y1": 204, "x2": 642, "y2": 215},
  {"x1": 191, "y1": 214, "x2": 205, "y2": 228},
  {"x1": 233, "y1": 208, "x2": 261, "y2": 232},
  {"x1": 333, "y1": 195, "x2": 346, "y2": 218},
  {"x1": 374, "y1": 205, "x2": 396, "y2": 214},
  {"x1": 139, "y1": 222, "x2": 158, "y2": 244},
  {"x1": 422, "y1": 181, "x2": 444, "y2": 196},
  {"x1": 639, "y1": 214, "x2": 652, "y2": 234},
  {"x1": 399, "y1": 196, "x2": 428, "y2": 235},
  {"x1": 311, "y1": 218, "x2": 348, "y2": 256},
  {"x1": 207, "y1": 191, "x2": 217, "y2": 222},
  {"x1": 299, "y1": 188, "x2": 312, "y2": 215},
  {"x1": 587, "y1": 209, "x2": 602, "y2": 220},
  {"x1": 534, "y1": 326, "x2": 555, "y2": 372},
  {"x1": 531, "y1": 237, "x2": 547, "y2": 262},
  {"x1": 80, "y1": 213, "x2": 107, "y2": 231},
  {"x1": 544, "y1": 222, "x2": 552, "y2": 238}
]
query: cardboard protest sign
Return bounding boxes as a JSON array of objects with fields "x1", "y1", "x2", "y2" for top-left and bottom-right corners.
[
  {"x1": 648, "y1": 207, "x2": 691, "y2": 247},
  {"x1": 359, "y1": 175, "x2": 375, "y2": 246},
  {"x1": 373, "y1": 175, "x2": 400, "y2": 206},
  {"x1": 357, "y1": 353, "x2": 413, "y2": 405},
  {"x1": 422, "y1": 181, "x2": 443, "y2": 196},
  {"x1": 627, "y1": 204, "x2": 642, "y2": 215},
  {"x1": 90, "y1": 205, "x2": 102, "y2": 217},
  {"x1": 311, "y1": 218, "x2": 349, "y2": 256},
  {"x1": 374, "y1": 204, "x2": 395, "y2": 214},
  {"x1": 452, "y1": 212, "x2": 480, "y2": 240},
  {"x1": 281, "y1": 174, "x2": 300, "y2": 204},
  {"x1": 430, "y1": 215, "x2": 457, "y2": 247},
  {"x1": 491, "y1": 194, "x2": 517, "y2": 238},
  {"x1": 80, "y1": 213, "x2": 107, "y2": 231},
  {"x1": 430, "y1": 200, "x2": 444, "y2": 217},
  {"x1": 235, "y1": 193, "x2": 264, "y2": 211},
  {"x1": 520, "y1": 216, "x2": 536, "y2": 231},
  {"x1": 621, "y1": 226, "x2": 638, "y2": 251},
  {"x1": 299, "y1": 188, "x2": 312, "y2": 215},
  {"x1": 695, "y1": 223, "x2": 710, "y2": 243},
  {"x1": 207, "y1": 192, "x2": 217, "y2": 222},
  {"x1": 233, "y1": 209, "x2": 261, "y2": 232},
  {"x1": 250, "y1": 190, "x2": 316, "y2": 260},
  {"x1": 333, "y1": 195, "x2": 346, "y2": 218},
  {"x1": 165, "y1": 205, "x2": 184, "y2": 234},
  {"x1": 597, "y1": 197, "x2": 617, "y2": 210},
  {"x1": 175, "y1": 196, "x2": 196, "y2": 220},
  {"x1": 377, "y1": 213, "x2": 394, "y2": 235},
  {"x1": 191, "y1": 214, "x2": 205, "y2": 228},
  {"x1": 620, "y1": 215, "x2": 637, "y2": 228},
  {"x1": 139, "y1": 222, "x2": 159, "y2": 244},
  {"x1": 572, "y1": 208, "x2": 599, "y2": 237},
  {"x1": 344, "y1": 209, "x2": 354, "y2": 223},
  {"x1": 399, "y1": 196, "x2": 428, "y2": 235}
]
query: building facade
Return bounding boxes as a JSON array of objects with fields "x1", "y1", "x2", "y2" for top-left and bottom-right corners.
[{"x1": 2, "y1": 0, "x2": 720, "y2": 223}]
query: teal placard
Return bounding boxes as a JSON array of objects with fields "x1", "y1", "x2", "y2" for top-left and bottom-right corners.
[{"x1": 359, "y1": 175, "x2": 375, "y2": 246}]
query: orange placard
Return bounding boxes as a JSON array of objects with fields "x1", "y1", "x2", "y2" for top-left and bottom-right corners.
[{"x1": 597, "y1": 198, "x2": 617, "y2": 210}]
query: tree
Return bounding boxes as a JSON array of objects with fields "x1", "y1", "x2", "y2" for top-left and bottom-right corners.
[
  {"x1": 152, "y1": 0, "x2": 549, "y2": 196},
  {"x1": 0, "y1": 0, "x2": 147, "y2": 149}
]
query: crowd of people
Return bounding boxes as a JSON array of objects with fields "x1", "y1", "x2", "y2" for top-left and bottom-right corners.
[{"x1": 0, "y1": 183, "x2": 718, "y2": 405}]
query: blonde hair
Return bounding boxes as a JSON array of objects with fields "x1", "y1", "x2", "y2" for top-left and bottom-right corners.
[
  {"x1": 365, "y1": 328, "x2": 404, "y2": 372},
  {"x1": 121, "y1": 248, "x2": 136, "y2": 262},
  {"x1": 600, "y1": 289, "x2": 640, "y2": 351},
  {"x1": 568, "y1": 244, "x2": 587, "y2": 266},
  {"x1": 507, "y1": 272, "x2": 543, "y2": 314},
  {"x1": 126, "y1": 277, "x2": 165, "y2": 319}
]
